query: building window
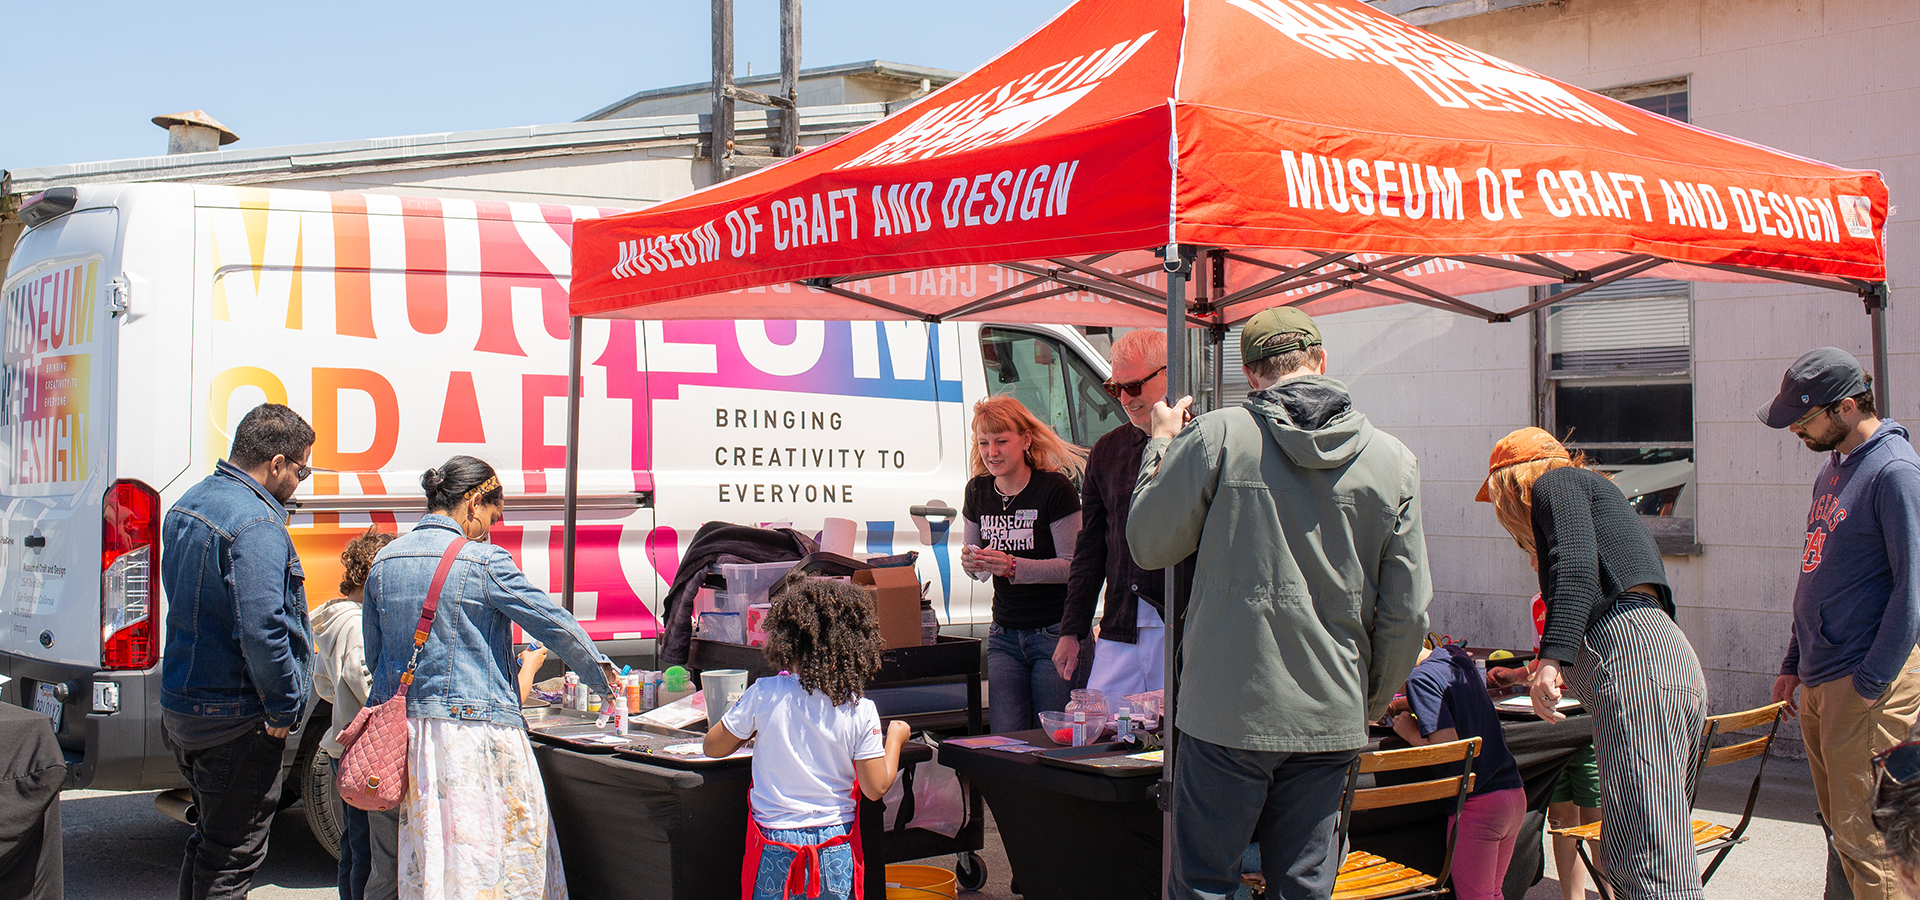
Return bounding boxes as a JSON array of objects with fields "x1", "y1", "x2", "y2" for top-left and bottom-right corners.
[
  {"x1": 1602, "y1": 77, "x2": 1690, "y2": 123},
  {"x1": 1535, "y1": 276, "x2": 1698, "y2": 554}
]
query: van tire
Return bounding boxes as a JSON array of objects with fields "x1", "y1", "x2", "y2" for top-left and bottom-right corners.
[
  {"x1": 303, "y1": 742, "x2": 344, "y2": 861},
  {"x1": 282, "y1": 714, "x2": 326, "y2": 811}
]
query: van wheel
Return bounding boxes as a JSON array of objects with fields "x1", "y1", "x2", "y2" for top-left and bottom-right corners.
[
  {"x1": 281, "y1": 714, "x2": 326, "y2": 811},
  {"x1": 303, "y1": 746, "x2": 344, "y2": 861}
]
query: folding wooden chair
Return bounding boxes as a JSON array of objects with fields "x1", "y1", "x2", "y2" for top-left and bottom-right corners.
[
  {"x1": 1549, "y1": 701, "x2": 1788, "y2": 897},
  {"x1": 1331, "y1": 737, "x2": 1484, "y2": 900}
]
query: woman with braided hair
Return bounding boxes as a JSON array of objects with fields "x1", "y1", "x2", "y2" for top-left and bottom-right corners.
[
  {"x1": 705, "y1": 574, "x2": 912, "y2": 900},
  {"x1": 364, "y1": 455, "x2": 617, "y2": 899}
]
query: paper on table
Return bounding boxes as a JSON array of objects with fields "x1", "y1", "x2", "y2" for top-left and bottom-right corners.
[
  {"x1": 1496, "y1": 695, "x2": 1580, "y2": 712},
  {"x1": 637, "y1": 690, "x2": 708, "y2": 730},
  {"x1": 945, "y1": 735, "x2": 1027, "y2": 749},
  {"x1": 988, "y1": 744, "x2": 1045, "y2": 754}
]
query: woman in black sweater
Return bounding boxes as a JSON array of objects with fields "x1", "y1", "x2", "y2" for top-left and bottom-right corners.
[{"x1": 1478, "y1": 427, "x2": 1707, "y2": 900}]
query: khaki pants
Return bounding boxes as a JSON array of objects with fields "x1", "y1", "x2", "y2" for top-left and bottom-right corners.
[{"x1": 1803, "y1": 646, "x2": 1920, "y2": 900}]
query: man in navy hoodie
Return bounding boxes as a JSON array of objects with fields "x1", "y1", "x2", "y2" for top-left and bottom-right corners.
[{"x1": 1762, "y1": 347, "x2": 1920, "y2": 900}]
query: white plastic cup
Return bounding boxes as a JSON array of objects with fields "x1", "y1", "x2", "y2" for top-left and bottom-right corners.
[{"x1": 703, "y1": 669, "x2": 750, "y2": 724}]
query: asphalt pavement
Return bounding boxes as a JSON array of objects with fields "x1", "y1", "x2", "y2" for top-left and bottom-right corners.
[{"x1": 61, "y1": 753, "x2": 1830, "y2": 899}]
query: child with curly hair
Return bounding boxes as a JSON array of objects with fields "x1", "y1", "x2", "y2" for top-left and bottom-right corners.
[
  {"x1": 312, "y1": 526, "x2": 396, "y2": 900},
  {"x1": 705, "y1": 573, "x2": 911, "y2": 900}
]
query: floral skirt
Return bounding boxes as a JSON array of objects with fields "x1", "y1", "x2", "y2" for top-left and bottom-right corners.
[{"x1": 399, "y1": 717, "x2": 568, "y2": 900}]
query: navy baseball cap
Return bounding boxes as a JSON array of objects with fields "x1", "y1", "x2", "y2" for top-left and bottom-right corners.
[{"x1": 1757, "y1": 347, "x2": 1871, "y2": 428}]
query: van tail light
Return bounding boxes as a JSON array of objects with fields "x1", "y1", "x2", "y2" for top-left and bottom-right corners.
[{"x1": 102, "y1": 480, "x2": 160, "y2": 670}]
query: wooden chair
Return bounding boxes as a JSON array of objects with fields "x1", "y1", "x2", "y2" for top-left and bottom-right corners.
[
  {"x1": 1549, "y1": 701, "x2": 1788, "y2": 897},
  {"x1": 1331, "y1": 737, "x2": 1484, "y2": 900}
]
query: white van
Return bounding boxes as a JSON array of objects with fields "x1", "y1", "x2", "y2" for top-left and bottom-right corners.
[{"x1": 0, "y1": 182, "x2": 1126, "y2": 806}]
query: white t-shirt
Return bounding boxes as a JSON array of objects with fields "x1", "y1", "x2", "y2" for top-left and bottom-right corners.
[{"x1": 721, "y1": 673, "x2": 885, "y2": 829}]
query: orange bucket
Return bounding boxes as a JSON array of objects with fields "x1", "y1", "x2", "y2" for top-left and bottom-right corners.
[{"x1": 884, "y1": 864, "x2": 958, "y2": 899}]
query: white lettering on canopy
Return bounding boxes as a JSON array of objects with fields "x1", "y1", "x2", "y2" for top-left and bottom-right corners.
[
  {"x1": 836, "y1": 31, "x2": 1158, "y2": 168},
  {"x1": 1230, "y1": 0, "x2": 1634, "y2": 134}
]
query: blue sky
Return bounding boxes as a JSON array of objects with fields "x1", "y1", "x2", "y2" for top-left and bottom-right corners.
[{"x1": 0, "y1": 1, "x2": 1073, "y2": 172}]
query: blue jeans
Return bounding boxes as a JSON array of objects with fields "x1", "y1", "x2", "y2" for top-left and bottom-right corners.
[
  {"x1": 752, "y1": 821, "x2": 855, "y2": 900},
  {"x1": 1172, "y1": 731, "x2": 1357, "y2": 900},
  {"x1": 987, "y1": 623, "x2": 1088, "y2": 733},
  {"x1": 331, "y1": 756, "x2": 371, "y2": 900}
]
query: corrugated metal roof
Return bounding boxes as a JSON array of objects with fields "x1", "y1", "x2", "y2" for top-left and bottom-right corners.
[
  {"x1": 1365, "y1": 0, "x2": 1557, "y2": 26},
  {"x1": 581, "y1": 60, "x2": 963, "y2": 122},
  {"x1": 2, "y1": 105, "x2": 890, "y2": 194}
]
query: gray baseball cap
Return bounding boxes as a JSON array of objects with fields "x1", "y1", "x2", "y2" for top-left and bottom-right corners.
[{"x1": 1757, "y1": 347, "x2": 1871, "y2": 428}]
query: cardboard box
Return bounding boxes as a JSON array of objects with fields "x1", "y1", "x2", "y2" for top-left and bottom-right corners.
[{"x1": 853, "y1": 566, "x2": 922, "y2": 649}]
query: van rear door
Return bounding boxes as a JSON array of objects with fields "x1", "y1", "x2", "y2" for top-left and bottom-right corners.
[{"x1": 0, "y1": 207, "x2": 120, "y2": 670}]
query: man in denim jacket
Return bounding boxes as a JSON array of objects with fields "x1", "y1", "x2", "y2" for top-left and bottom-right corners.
[{"x1": 159, "y1": 403, "x2": 316, "y2": 900}]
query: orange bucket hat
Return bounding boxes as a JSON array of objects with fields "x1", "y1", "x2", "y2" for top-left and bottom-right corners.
[{"x1": 1475, "y1": 427, "x2": 1570, "y2": 503}]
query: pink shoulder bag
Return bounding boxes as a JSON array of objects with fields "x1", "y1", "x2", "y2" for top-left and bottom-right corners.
[{"x1": 335, "y1": 538, "x2": 467, "y2": 812}]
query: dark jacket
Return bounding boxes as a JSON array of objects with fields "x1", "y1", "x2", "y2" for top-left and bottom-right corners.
[
  {"x1": 159, "y1": 461, "x2": 313, "y2": 730},
  {"x1": 1783, "y1": 420, "x2": 1920, "y2": 699},
  {"x1": 1530, "y1": 465, "x2": 1673, "y2": 666},
  {"x1": 1061, "y1": 423, "x2": 1174, "y2": 643}
]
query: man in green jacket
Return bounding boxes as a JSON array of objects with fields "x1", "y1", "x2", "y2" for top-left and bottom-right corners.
[{"x1": 1130, "y1": 307, "x2": 1431, "y2": 900}]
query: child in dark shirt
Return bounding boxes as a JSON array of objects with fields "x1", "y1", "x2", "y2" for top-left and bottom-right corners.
[{"x1": 1389, "y1": 643, "x2": 1527, "y2": 900}]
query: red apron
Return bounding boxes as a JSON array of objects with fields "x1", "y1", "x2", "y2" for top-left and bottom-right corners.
[{"x1": 740, "y1": 787, "x2": 865, "y2": 900}]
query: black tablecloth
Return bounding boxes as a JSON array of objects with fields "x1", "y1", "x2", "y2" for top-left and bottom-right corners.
[
  {"x1": 535, "y1": 740, "x2": 938, "y2": 900},
  {"x1": 939, "y1": 716, "x2": 1594, "y2": 900},
  {"x1": 0, "y1": 702, "x2": 63, "y2": 900}
]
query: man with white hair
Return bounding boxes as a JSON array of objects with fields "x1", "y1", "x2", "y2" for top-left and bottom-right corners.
[{"x1": 1054, "y1": 328, "x2": 1185, "y2": 697}]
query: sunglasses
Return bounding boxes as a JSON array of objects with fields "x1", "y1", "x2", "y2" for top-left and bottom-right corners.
[
  {"x1": 1792, "y1": 402, "x2": 1839, "y2": 431},
  {"x1": 1103, "y1": 366, "x2": 1166, "y2": 399},
  {"x1": 277, "y1": 456, "x2": 322, "y2": 483}
]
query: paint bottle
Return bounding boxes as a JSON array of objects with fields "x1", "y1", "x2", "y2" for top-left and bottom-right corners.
[
  {"x1": 611, "y1": 693, "x2": 630, "y2": 735},
  {"x1": 625, "y1": 673, "x2": 641, "y2": 714},
  {"x1": 563, "y1": 671, "x2": 581, "y2": 710}
]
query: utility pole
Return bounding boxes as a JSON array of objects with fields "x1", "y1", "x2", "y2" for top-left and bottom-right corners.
[
  {"x1": 711, "y1": 0, "x2": 735, "y2": 184},
  {"x1": 779, "y1": 0, "x2": 801, "y2": 157},
  {"x1": 711, "y1": 0, "x2": 801, "y2": 184}
]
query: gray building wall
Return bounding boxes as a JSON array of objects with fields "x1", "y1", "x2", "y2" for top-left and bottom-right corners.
[{"x1": 1336, "y1": 0, "x2": 1919, "y2": 752}]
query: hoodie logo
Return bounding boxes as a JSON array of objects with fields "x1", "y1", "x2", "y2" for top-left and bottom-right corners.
[{"x1": 1803, "y1": 496, "x2": 1848, "y2": 574}]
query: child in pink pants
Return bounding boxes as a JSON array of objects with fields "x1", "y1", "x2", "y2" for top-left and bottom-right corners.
[{"x1": 1390, "y1": 643, "x2": 1528, "y2": 900}]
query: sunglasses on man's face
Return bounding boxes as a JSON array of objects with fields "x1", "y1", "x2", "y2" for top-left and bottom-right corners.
[
  {"x1": 1103, "y1": 366, "x2": 1167, "y2": 399},
  {"x1": 275, "y1": 455, "x2": 315, "y2": 483},
  {"x1": 1791, "y1": 402, "x2": 1838, "y2": 431}
]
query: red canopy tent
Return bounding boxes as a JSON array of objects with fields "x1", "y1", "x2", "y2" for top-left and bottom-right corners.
[
  {"x1": 565, "y1": 0, "x2": 1889, "y2": 890},
  {"x1": 571, "y1": 0, "x2": 1887, "y2": 331}
]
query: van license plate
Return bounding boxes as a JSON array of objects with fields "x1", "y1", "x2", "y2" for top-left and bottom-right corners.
[{"x1": 33, "y1": 683, "x2": 60, "y2": 730}]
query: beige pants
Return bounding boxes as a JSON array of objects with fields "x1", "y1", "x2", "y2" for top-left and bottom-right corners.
[{"x1": 1803, "y1": 646, "x2": 1920, "y2": 900}]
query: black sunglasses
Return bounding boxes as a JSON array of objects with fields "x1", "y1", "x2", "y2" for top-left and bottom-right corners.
[
  {"x1": 1103, "y1": 366, "x2": 1166, "y2": 399},
  {"x1": 276, "y1": 455, "x2": 318, "y2": 483}
]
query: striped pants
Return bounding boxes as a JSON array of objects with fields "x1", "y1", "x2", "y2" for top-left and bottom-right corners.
[{"x1": 1563, "y1": 602, "x2": 1708, "y2": 900}]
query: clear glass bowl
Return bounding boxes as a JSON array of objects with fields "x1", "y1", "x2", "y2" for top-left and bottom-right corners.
[{"x1": 1038, "y1": 710, "x2": 1108, "y2": 747}]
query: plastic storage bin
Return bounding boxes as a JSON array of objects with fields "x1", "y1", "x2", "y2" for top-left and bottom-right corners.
[{"x1": 718, "y1": 561, "x2": 798, "y2": 609}]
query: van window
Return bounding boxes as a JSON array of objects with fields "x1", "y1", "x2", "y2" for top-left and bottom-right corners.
[{"x1": 978, "y1": 328, "x2": 1124, "y2": 446}]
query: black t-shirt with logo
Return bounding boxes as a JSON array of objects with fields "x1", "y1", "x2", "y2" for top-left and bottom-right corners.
[{"x1": 963, "y1": 471, "x2": 1080, "y2": 630}]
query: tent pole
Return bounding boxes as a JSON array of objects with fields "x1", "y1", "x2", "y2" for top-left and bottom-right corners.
[
  {"x1": 562, "y1": 316, "x2": 583, "y2": 613},
  {"x1": 1161, "y1": 243, "x2": 1192, "y2": 900},
  {"x1": 1869, "y1": 284, "x2": 1891, "y2": 414}
]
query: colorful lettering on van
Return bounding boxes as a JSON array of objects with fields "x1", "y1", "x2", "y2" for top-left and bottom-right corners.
[
  {"x1": 0, "y1": 260, "x2": 99, "y2": 486},
  {"x1": 192, "y1": 186, "x2": 979, "y2": 640}
]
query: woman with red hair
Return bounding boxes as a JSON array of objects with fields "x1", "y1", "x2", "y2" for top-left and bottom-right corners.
[{"x1": 962, "y1": 395, "x2": 1087, "y2": 733}]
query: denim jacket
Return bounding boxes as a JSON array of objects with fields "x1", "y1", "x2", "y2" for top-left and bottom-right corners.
[
  {"x1": 364, "y1": 515, "x2": 613, "y2": 728},
  {"x1": 159, "y1": 461, "x2": 313, "y2": 730}
]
